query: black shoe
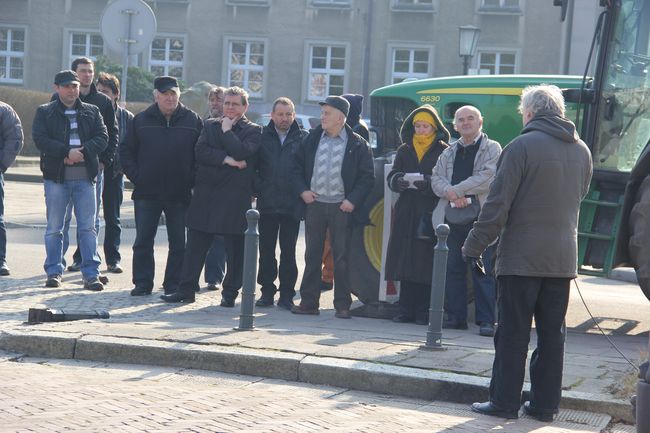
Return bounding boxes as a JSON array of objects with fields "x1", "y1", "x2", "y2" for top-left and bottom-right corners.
[
  {"x1": 522, "y1": 401, "x2": 554, "y2": 422},
  {"x1": 160, "y1": 292, "x2": 195, "y2": 303},
  {"x1": 255, "y1": 297, "x2": 274, "y2": 307},
  {"x1": 98, "y1": 274, "x2": 109, "y2": 285},
  {"x1": 45, "y1": 274, "x2": 62, "y2": 288},
  {"x1": 0, "y1": 264, "x2": 10, "y2": 276},
  {"x1": 67, "y1": 262, "x2": 81, "y2": 272},
  {"x1": 277, "y1": 298, "x2": 294, "y2": 311},
  {"x1": 130, "y1": 286, "x2": 153, "y2": 296},
  {"x1": 443, "y1": 319, "x2": 468, "y2": 330},
  {"x1": 471, "y1": 401, "x2": 518, "y2": 419},
  {"x1": 320, "y1": 281, "x2": 333, "y2": 291},
  {"x1": 106, "y1": 263, "x2": 123, "y2": 274},
  {"x1": 220, "y1": 298, "x2": 235, "y2": 308},
  {"x1": 335, "y1": 309, "x2": 351, "y2": 319},
  {"x1": 83, "y1": 277, "x2": 104, "y2": 292},
  {"x1": 291, "y1": 304, "x2": 320, "y2": 315},
  {"x1": 392, "y1": 314, "x2": 415, "y2": 323},
  {"x1": 479, "y1": 322, "x2": 496, "y2": 337},
  {"x1": 205, "y1": 283, "x2": 220, "y2": 291}
]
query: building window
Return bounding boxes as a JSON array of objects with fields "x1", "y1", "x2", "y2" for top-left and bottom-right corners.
[
  {"x1": 227, "y1": 40, "x2": 265, "y2": 98},
  {"x1": 477, "y1": 51, "x2": 516, "y2": 74},
  {"x1": 392, "y1": 0, "x2": 434, "y2": 11},
  {"x1": 225, "y1": 0, "x2": 270, "y2": 6},
  {"x1": 480, "y1": 0, "x2": 519, "y2": 9},
  {"x1": 308, "y1": 45, "x2": 346, "y2": 101},
  {"x1": 391, "y1": 48, "x2": 430, "y2": 83},
  {"x1": 69, "y1": 32, "x2": 104, "y2": 66},
  {"x1": 150, "y1": 36, "x2": 185, "y2": 79},
  {"x1": 0, "y1": 27, "x2": 25, "y2": 84},
  {"x1": 311, "y1": 0, "x2": 351, "y2": 8}
]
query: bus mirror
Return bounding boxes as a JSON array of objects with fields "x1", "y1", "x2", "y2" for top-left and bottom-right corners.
[{"x1": 563, "y1": 88, "x2": 594, "y2": 104}]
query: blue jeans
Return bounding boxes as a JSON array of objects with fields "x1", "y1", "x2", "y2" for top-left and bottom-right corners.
[
  {"x1": 0, "y1": 172, "x2": 6, "y2": 265},
  {"x1": 444, "y1": 222, "x2": 497, "y2": 325},
  {"x1": 203, "y1": 235, "x2": 226, "y2": 284},
  {"x1": 44, "y1": 179, "x2": 100, "y2": 279},
  {"x1": 63, "y1": 169, "x2": 103, "y2": 265},
  {"x1": 102, "y1": 172, "x2": 124, "y2": 266},
  {"x1": 132, "y1": 199, "x2": 186, "y2": 291}
]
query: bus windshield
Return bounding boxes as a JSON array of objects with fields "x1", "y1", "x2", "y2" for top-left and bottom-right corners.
[{"x1": 593, "y1": 0, "x2": 650, "y2": 172}]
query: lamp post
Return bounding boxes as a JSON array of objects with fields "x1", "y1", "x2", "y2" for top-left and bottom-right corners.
[{"x1": 459, "y1": 25, "x2": 481, "y2": 75}]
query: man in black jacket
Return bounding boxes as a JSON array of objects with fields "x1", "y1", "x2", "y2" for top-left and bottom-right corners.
[
  {"x1": 292, "y1": 95, "x2": 374, "y2": 319},
  {"x1": 62, "y1": 57, "x2": 118, "y2": 277},
  {"x1": 121, "y1": 76, "x2": 202, "y2": 297},
  {"x1": 33, "y1": 70, "x2": 108, "y2": 290},
  {"x1": 161, "y1": 86, "x2": 261, "y2": 305},
  {"x1": 0, "y1": 100, "x2": 24, "y2": 276},
  {"x1": 254, "y1": 97, "x2": 308, "y2": 310}
]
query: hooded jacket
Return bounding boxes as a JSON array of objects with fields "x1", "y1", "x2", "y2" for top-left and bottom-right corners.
[
  {"x1": 384, "y1": 104, "x2": 448, "y2": 284},
  {"x1": 463, "y1": 110, "x2": 593, "y2": 278},
  {"x1": 33, "y1": 98, "x2": 108, "y2": 183},
  {"x1": 342, "y1": 94, "x2": 370, "y2": 142},
  {"x1": 121, "y1": 102, "x2": 202, "y2": 204}
]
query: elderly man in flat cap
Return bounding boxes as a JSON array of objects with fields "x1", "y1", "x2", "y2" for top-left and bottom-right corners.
[
  {"x1": 291, "y1": 95, "x2": 374, "y2": 319},
  {"x1": 120, "y1": 76, "x2": 202, "y2": 297}
]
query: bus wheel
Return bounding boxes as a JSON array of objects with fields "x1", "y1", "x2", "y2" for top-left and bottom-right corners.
[{"x1": 629, "y1": 175, "x2": 650, "y2": 301}]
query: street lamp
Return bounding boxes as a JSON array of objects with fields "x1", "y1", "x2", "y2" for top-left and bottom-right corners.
[{"x1": 459, "y1": 25, "x2": 481, "y2": 75}]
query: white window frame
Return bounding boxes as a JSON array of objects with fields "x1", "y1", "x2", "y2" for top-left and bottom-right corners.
[
  {"x1": 475, "y1": 49, "x2": 519, "y2": 75},
  {"x1": 0, "y1": 25, "x2": 26, "y2": 84},
  {"x1": 225, "y1": 0, "x2": 271, "y2": 6},
  {"x1": 223, "y1": 36, "x2": 268, "y2": 99},
  {"x1": 478, "y1": 0, "x2": 522, "y2": 14},
  {"x1": 148, "y1": 34, "x2": 186, "y2": 80},
  {"x1": 65, "y1": 29, "x2": 105, "y2": 69},
  {"x1": 391, "y1": 0, "x2": 435, "y2": 12},
  {"x1": 303, "y1": 40, "x2": 349, "y2": 102},
  {"x1": 311, "y1": 0, "x2": 351, "y2": 9},
  {"x1": 386, "y1": 43, "x2": 433, "y2": 84}
]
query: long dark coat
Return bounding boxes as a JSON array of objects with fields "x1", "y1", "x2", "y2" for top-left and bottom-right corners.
[
  {"x1": 186, "y1": 116, "x2": 262, "y2": 234},
  {"x1": 384, "y1": 105, "x2": 448, "y2": 285}
]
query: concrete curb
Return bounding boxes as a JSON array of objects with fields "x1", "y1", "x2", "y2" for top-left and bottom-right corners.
[{"x1": 0, "y1": 329, "x2": 633, "y2": 422}]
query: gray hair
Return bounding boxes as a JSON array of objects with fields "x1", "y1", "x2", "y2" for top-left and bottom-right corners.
[
  {"x1": 208, "y1": 86, "x2": 226, "y2": 100},
  {"x1": 453, "y1": 105, "x2": 483, "y2": 125},
  {"x1": 152, "y1": 88, "x2": 180, "y2": 98},
  {"x1": 518, "y1": 84, "x2": 565, "y2": 117},
  {"x1": 224, "y1": 86, "x2": 249, "y2": 106}
]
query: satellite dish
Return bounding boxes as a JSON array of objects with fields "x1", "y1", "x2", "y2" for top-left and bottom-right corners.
[
  {"x1": 100, "y1": 0, "x2": 157, "y2": 55},
  {"x1": 99, "y1": 0, "x2": 157, "y2": 104}
]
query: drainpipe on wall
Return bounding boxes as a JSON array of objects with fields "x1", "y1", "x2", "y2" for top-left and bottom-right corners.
[
  {"x1": 361, "y1": 0, "x2": 374, "y2": 115},
  {"x1": 560, "y1": 0, "x2": 575, "y2": 74}
]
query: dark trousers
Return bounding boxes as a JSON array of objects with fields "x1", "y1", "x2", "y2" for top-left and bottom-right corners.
[
  {"x1": 0, "y1": 173, "x2": 6, "y2": 264},
  {"x1": 398, "y1": 280, "x2": 430, "y2": 320},
  {"x1": 203, "y1": 235, "x2": 226, "y2": 285},
  {"x1": 178, "y1": 228, "x2": 218, "y2": 295},
  {"x1": 258, "y1": 213, "x2": 300, "y2": 301},
  {"x1": 445, "y1": 222, "x2": 497, "y2": 325},
  {"x1": 132, "y1": 199, "x2": 186, "y2": 291},
  {"x1": 300, "y1": 201, "x2": 351, "y2": 310},
  {"x1": 222, "y1": 234, "x2": 245, "y2": 301},
  {"x1": 490, "y1": 275, "x2": 570, "y2": 413},
  {"x1": 102, "y1": 172, "x2": 124, "y2": 266}
]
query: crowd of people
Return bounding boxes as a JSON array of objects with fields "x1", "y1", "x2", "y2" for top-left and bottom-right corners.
[{"x1": 0, "y1": 56, "x2": 594, "y2": 422}]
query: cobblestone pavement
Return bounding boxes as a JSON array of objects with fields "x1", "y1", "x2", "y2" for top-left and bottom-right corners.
[{"x1": 0, "y1": 355, "x2": 614, "y2": 433}]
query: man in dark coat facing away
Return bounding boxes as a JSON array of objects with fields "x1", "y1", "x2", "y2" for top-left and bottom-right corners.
[
  {"x1": 463, "y1": 85, "x2": 592, "y2": 421},
  {"x1": 161, "y1": 86, "x2": 262, "y2": 305}
]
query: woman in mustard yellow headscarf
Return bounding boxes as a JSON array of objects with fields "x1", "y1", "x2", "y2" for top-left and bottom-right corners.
[{"x1": 384, "y1": 105, "x2": 449, "y2": 324}]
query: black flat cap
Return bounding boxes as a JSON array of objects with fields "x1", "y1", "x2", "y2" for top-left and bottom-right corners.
[
  {"x1": 54, "y1": 70, "x2": 80, "y2": 86},
  {"x1": 154, "y1": 76, "x2": 179, "y2": 92},
  {"x1": 319, "y1": 95, "x2": 350, "y2": 117}
]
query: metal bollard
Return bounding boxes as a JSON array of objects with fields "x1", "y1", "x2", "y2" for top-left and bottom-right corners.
[
  {"x1": 420, "y1": 224, "x2": 450, "y2": 351},
  {"x1": 637, "y1": 332, "x2": 650, "y2": 432},
  {"x1": 237, "y1": 209, "x2": 260, "y2": 331}
]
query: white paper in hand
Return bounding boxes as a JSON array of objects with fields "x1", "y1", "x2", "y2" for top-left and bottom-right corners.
[{"x1": 403, "y1": 172, "x2": 424, "y2": 189}]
